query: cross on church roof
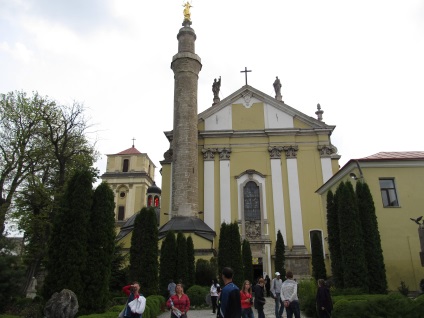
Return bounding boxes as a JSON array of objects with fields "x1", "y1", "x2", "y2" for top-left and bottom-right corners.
[
  {"x1": 240, "y1": 67, "x2": 252, "y2": 85},
  {"x1": 132, "y1": 137, "x2": 136, "y2": 147}
]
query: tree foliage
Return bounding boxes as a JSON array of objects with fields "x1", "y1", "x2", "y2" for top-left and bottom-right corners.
[
  {"x1": 217, "y1": 222, "x2": 243, "y2": 287},
  {"x1": 1, "y1": 91, "x2": 97, "y2": 295},
  {"x1": 176, "y1": 232, "x2": 188, "y2": 286},
  {"x1": 275, "y1": 230, "x2": 286, "y2": 280},
  {"x1": 356, "y1": 182, "x2": 387, "y2": 294},
  {"x1": 81, "y1": 182, "x2": 116, "y2": 312},
  {"x1": 186, "y1": 236, "x2": 195, "y2": 289},
  {"x1": 242, "y1": 239, "x2": 253, "y2": 284},
  {"x1": 337, "y1": 181, "x2": 368, "y2": 290},
  {"x1": 326, "y1": 190, "x2": 343, "y2": 288},
  {"x1": 43, "y1": 169, "x2": 94, "y2": 300},
  {"x1": 195, "y1": 259, "x2": 215, "y2": 286},
  {"x1": 311, "y1": 231, "x2": 326, "y2": 281},
  {"x1": 159, "y1": 231, "x2": 177, "y2": 296},
  {"x1": 129, "y1": 207, "x2": 158, "y2": 296}
]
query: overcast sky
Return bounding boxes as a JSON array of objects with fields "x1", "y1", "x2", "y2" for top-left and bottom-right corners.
[{"x1": 1, "y1": 0, "x2": 423, "y2": 188}]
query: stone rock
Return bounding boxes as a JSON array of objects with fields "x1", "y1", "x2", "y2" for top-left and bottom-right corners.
[{"x1": 44, "y1": 289, "x2": 79, "y2": 318}]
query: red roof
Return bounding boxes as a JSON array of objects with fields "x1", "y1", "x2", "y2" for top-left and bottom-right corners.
[
  {"x1": 359, "y1": 151, "x2": 424, "y2": 160},
  {"x1": 116, "y1": 146, "x2": 142, "y2": 155}
]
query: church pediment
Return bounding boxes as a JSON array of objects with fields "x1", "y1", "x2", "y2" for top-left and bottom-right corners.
[{"x1": 198, "y1": 85, "x2": 334, "y2": 132}]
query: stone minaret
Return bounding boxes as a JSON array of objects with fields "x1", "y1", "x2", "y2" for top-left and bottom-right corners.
[{"x1": 170, "y1": 15, "x2": 202, "y2": 217}]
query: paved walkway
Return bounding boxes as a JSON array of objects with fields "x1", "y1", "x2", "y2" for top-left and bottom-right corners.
[{"x1": 158, "y1": 296, "x2": 310, "y2": 318}]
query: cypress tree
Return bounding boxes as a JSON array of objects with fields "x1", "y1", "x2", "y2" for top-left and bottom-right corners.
[
  {"x1": 176, "y1": 232, "x2": 188, "y2": 286},
  {"x1": 195, "y1": 259, "x2": 215, "y2": 286},
  {"x1": 327, "y1": 189, "x2": 343, "y2": 288},
  {"x1": 81, "y1": 182, "x2": 116, "y2": 312},
  {"x1": 217, "y1": 222, "x2": 243, "y2": 287},
  {"x1": 129, "y1": 207, "x2": 159, "y2": 296},
  {"x1": 129, "y1": 212, "x2": 143, "y2": 282},
  {"x1": 140, "y1": 207, "x2": 159, "y2": 296},
  {"x1": 242, "y1": 239, "x2": 253, "y2": 284},
  {"x1": 228, "y1": 222, "x2": 243, "y2": 288},
  {"x1": 337, "y1": 181, "x2": 368, "y2": 290},
  {"x1": 217, "y1": 222, "x2": 229, "y2": 284},
  {"x1": 159, "y1": 231, "x2": 177, "y2": 297},
  {"x1": 275, "y1": 230, "x2": 286, "y2": 279},
  {"x1": 311, "y1": 231, "x2": 327, "y2": 281},
  {"x1": 356, "y1": 182, "x2": 387, "y2": 294},
  {"x1": 186, "y1": 236, "x2": 195, "y2": 289},
  {"x1": 43, "y1": 169, "x2": 93, "y2": 300}
]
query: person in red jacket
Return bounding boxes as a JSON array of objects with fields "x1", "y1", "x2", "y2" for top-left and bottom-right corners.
[
  {"x1": 122, "y1": 282, "x2": 146, "y2": 318},
  {"x1": 240, "y1": 280, "x2": 254, "y2": 318},
  {"x1": 166, "y1": 283, "x2": 190, "y2": 318}
]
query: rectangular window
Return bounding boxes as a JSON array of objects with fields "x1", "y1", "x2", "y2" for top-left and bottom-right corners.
[
  {"x1": 379, "y1": 178, "x2": 399, "y2": 207},
  {"x1": 118, "y1": 206, "x2": 125, "y2": 220},
  {"x1": 123, "y1": 159, "x2": 129, "y2": 172}
]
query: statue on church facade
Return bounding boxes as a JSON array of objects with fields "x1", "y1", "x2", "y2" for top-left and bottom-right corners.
[
  {"x1": 183, "y1": 2, "x2": 192, "y2": 21},
  {"x1": 273, "y1": 76, "x2": 283, "y2": 101},
  {"x1": 212, "y1": 76, "x2": 221, "y2": 105}
]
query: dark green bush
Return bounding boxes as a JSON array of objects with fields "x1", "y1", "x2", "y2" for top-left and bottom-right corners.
[
  {"x1": 186, "y1": 285, "x2": 209, "y2": 307},
  {"x1": 398, "y1": 280, "x2": 409, "y2": 296},
  {"x1": 331, "y1": 292, "x2": 421, "y2": 318},
  {"x1": 298, "y1": 279, "x2": 318, "y2": 317}
]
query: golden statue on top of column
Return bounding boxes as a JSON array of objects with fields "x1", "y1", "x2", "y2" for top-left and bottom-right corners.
[{"x1": 183, "y1": 1, "x2": 192, "y2": 21}]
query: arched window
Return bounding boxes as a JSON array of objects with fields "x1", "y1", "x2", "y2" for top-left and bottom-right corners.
[
  {"x1": 147, "y1": 195, "x2": 153, "y2": 207},
  {"x1": 154, "y1": 196, "x2": 160, "y2": 207},
  {"x1": 123, "y1": 159, "x2": 129, "y2": 172},
  {"x1": 244, "y1": 181, "x2": 260, "y2": 221}
]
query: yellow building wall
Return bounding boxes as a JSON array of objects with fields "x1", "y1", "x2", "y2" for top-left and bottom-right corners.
[
  {"x1": 321, "y1": 166, "x2": 424, "y2": 291},
  {"x1": 232, "y1": 103, "x2": 265, "y2": 130}
]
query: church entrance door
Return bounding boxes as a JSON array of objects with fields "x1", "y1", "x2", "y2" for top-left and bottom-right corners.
[{"x1": 252, "y1": 257, "x2": 263, "y2": 283}]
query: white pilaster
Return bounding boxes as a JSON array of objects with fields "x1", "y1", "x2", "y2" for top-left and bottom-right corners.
[
  {"x1": 320, "y1": 157, "x2": 333, "y2": 183},
  {"x1": 286, "y1": 159, "x2": 305, "y2": 246},
  {"x1": 270, "y1": 159, "x2": 287, "y2": 242},
  {"x1": 220, "y1": 160, "x2": 231, "y2": 224},
  {"x1": 204, "y1": 160, "x2": 215, "y2": 230}
]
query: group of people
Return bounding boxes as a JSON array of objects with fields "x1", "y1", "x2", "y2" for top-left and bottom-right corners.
[{"x1": 120, "y1": 269, "x2": 332, "y2": 318}]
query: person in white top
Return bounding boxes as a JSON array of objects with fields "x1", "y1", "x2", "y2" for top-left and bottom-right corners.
[
  {"x1": 210, "y1": 279, "x2": 220, "y2": 315},
  {"x1": 270, "y1": 272, "x2": 284, "y2": 318},
  {"x1": 280, "y1": 271, "x2": 300, "y2": 318}
]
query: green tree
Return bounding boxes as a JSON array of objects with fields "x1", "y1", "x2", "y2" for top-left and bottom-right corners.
[
  {"x1": 242, "y1": 239, "x2": 253, "y2": 284},
  {"x1": 356, "y1": 181, "x2": 387, "y2": 294},
  {"x1": 130, "y1": 207, "x2": 158, "y2": 296},
  {"x1": 0, "y1": 91, "x2": 50, "y2": 236},
  {"x1": 326, "y1": 190, "x2": 344, "y2": 288},
  {"x1": 159, "y1": 231, "x2": 177, "y2": 296},
  {"x1": 186, "y1": 236, "x2": 195, "y2": 289},
  {"x1": 110, "y1": 242, "x2": 129, "y2": 293},
  {"x1": 311, "y1": 231, "x2": 327, "y2": 281},
  {"x1": 195, "y1": 259, "x2": 215, "y2": 286},
  {"x1": 217, "y1": 222, "x2": 229, "y2": 283},
  {"x1": 176, "y1": 232, "x2": 188, "y2": 286},
  {"x1": 275, "y1": 230, "x2": 286, "y2": 280},
  {"x1": 43, "y1": 169, "x2": 94, "y2": 300},
  {"x1": 81, "y1": 182, "x2": 116, "y2": 312},
  {"x1": 337, "y1": 181, "x2": 368, "y2": 290}
]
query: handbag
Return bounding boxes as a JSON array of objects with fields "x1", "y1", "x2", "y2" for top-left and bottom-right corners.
[{"x1": 118, "y1": 300, "x2": 128, "y2": 318}]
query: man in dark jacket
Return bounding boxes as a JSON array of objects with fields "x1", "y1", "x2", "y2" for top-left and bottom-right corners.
[
  {"x1": 219, "y1": 267, "x2": 241, "y2": 318},
  {"x1": 316, "y1": 279, "x2": 333, "y2": 318}
]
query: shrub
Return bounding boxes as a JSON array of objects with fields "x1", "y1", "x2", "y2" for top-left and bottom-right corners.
[
  {"x1": 298, "y1": 279, "x2": 318, "y2": 317},
  {"x1": 186, "y1": 285, "x2": 209, "y2": 307},
  {"x1": 398, "y1": 281, "x2": 409, "y2": 296}
]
